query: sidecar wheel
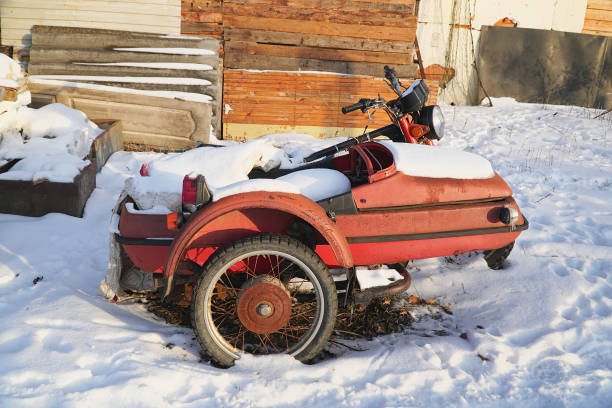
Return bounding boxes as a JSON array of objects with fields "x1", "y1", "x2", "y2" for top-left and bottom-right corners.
[
  {"x1": 191, "y1": 234, "x2": 337, "y2": 367},
  {"x1": 483, "y1": 241, "x2": 515, "y2": 270}
]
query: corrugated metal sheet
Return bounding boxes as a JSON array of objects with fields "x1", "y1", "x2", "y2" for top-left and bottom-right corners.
[{"x1": 0, "y1": 0, "x2": 181, "y2": 47}]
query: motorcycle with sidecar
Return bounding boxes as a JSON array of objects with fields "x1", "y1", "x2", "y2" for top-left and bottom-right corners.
[{"x1": 104, "y1": 67, "x2": 528, "y2": 367}]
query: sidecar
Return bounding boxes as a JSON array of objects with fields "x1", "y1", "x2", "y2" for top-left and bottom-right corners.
[{"x1": 106, "y1": 140, "x2": 527, "y2": 367}]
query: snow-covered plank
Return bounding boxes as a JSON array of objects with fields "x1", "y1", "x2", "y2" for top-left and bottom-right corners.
[
  {"x1": 29, "y1": 48, "x2": 218, "y2": 67},
  {"x1": 29, "y1": 62, "x2": 217, "y2": 81},
  {"x1": 31, "y1": 26, "x2": 217, "y2": 51},
  {"x1": 28, "y1": 79, "x2": 213, "y2": 150}
]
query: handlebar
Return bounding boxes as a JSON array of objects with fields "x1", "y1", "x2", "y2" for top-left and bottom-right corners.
[
  {"x1": 342, "y1": 100, "x2": 365, "y2": 114},
  {"x1": 303, "y1": 126, "x2": 391, "y2": 163},
  {"x1": 342, "y1": 98, "x2": 374, "y2": 114}
]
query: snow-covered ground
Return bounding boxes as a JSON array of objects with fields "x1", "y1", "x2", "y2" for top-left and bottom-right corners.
[{"x1": 0, "y1": 99, "x2": 610, "y2": 407}]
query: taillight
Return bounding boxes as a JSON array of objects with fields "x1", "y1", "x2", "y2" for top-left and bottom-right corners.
[{"x1": 182, "y1": 174, "x2": 211, "y2": 212}]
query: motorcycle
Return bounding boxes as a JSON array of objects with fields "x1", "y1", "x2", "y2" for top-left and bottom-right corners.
[
  {"x1": 302, "y1": 65, "x2": 445, "y2": 164},
  {"x1": 104, "y1": 67, "x2": 528, "y2": 367}
]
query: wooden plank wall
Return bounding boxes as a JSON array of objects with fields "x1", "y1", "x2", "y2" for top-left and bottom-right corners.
[
  {"x1": 0, "y1": 0, "x2": 181, "y2": 48},
  {"x1": 222, "y1": 0, "x2": 418, "y2": 77},
  {"x1": 583, "y1": 0, "x2": 612, "y2": 36},
  {"x1": 182, "y1": 0, "x2": 223, "y2": 39},
  {"x1": 223, "y1": 70, "x2": 438, "y2": 140},
  {"x1": 217, "y1": 0, "x2": 431, "y2": 140}
]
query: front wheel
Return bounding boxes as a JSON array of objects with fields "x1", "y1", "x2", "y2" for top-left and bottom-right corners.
[
  {"x1": 191, "y1": 234, "x2": 337, "y2": 367},
  {"x1": 483, "y1": 241, "x2": 515, "y2": 270}
]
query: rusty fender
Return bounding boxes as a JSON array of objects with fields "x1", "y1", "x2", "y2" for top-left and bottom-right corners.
[{"x1": 162, "y1": 191, "x2": 353, "y2": 297}]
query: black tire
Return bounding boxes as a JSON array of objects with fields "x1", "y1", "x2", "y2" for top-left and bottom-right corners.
[
  {"x1": 483, "y1": 241, "x2": 515, "y2": 270},
  {"x1": 191, "y1": 233, "x2": 337, "y2": 367}
]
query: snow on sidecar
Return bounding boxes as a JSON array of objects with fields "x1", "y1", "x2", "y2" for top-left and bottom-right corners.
[{"x1": 101, "y1": 136, "x2": 527, "y2": 367}]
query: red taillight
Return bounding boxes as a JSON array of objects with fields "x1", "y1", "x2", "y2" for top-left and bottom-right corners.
[
  {"x1": 182, "y1": 175, "x2": 198, "y2": 206},
  {"x1": 182, "y1": 174, "x2": 211, "y2": 211},
  {"x1": 139, "y1": 163, "x2": 150, "y2": 176}
]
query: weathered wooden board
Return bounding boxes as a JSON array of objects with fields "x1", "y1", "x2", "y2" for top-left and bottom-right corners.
[
  {"x1": 180, "y1": 0, "x2": 420, "y2": 138},
  {"x1": 583, "y1": 0, "x2": 612, "y2": 36},
  {"x1": 0, "y1": 0, "x2": 181, "y2": 47},
  {"x1": 181, "y1": 0, "x2": 223, "y2": 39},
  {"x1": 223, "y1": 15, "x2": 416, "y2": 43},
  {"x1": 223, "y1": 70, "x2": 439, "y2": 140},
  {"x1": 224, "y1": 28, "x2": 415, "y2": 54},
  {"x1": 28, "y1": 25, "x2": 221, "y2": 138},
  {"x1": 223, "y1": 0, "x2": 417, "y2": 15},
  {"x1": 221, "y1": 0, "x2": 419, "y2": 77},
  {"x1": 0, "y1": 161, "x2": 96, "y2": 218},
  {"x1": 223, "y1": 54, "x2": 418, "y2": 78},
  {"x1": 30, "y1": 48, "x2": 218, "y2": 67},
  {"x1": 28, "y1": 80, "x2": 213, "y2": 151},
  {"x1": 90, "y1": 120, "x2": 124, "y2": 172},
  {"x1": 32, "y1": 25, "x2": 218, "y2": 51},
  {"x1": 225, "y1": 41, "x2": 413, "y2": 65},
  {"x1": 29, "y1": 62, "x2": 218, "y2": 81},
  {"x1": 222, "y1": 2, "x2": 417, "y2": 28}
]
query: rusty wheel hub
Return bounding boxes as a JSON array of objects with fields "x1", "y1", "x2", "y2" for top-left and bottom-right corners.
[{"x1": 236, "y1": 275, "x2": 292, "y2": 334}]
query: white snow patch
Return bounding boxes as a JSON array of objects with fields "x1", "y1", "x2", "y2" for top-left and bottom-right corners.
[
  {"x1": 125, "y1": 139, "x2": 287, "y2": 210},
  {"x1": 75, "y1": 62, "x2": 213, "y2": 71},
  {"x1": 278, "y1": 168, "x2": 351, "y2": 202},
  {"x1": 124, "y1": 202, "x2": 172, "y2": 215},
  {"x1": 0, "y1": 78, "x2": 18, "y2": 88},
  {"x1": 382, "y1": 140, "x2": 495, "y2": 179},
  {"x1": 0, "y1": 54, "x2": 23, "y2": 83},
  {"x1": 0, "y1": 98, "x2": 610, "y2": 407},
  {"x1": 0, "y1": 54, "x2": 30, "y2": 114},
  {"x1": 29, "y1": 75, "x2": 211, "y2": 86},
  {"x1": 0, "y1": 154, "x2": 90, "y2": 183},
  {"x1": 0, "y1": 103, "x2": 102, "y2": 182},
  {"x1": 356, "y1": 266, "x2": 404, "y2": 289},
  {"x1": 115, "y1": 47, "x2": 217, "y2": 56},
  {"x1": 212, "y1": 178, "x2": 300, "y2": 201}
]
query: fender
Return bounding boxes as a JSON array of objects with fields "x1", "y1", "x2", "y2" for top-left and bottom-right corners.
[{"x1": 163, "y1": 192, "x2": 354, "y2": 283}]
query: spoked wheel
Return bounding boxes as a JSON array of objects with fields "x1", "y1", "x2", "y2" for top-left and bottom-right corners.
[{"x1": 191, "y1": 234, "x2": 337, "y2": 367}]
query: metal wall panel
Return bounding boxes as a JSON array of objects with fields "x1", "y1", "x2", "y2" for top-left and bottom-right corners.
[{"x1": 478, "y1": 25, "x2": 611, "y2": 109}]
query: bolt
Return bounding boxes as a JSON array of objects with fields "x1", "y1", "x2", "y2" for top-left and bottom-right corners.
[{"x1": 256, "y1": 302, "x2": 273, "y2": 317}]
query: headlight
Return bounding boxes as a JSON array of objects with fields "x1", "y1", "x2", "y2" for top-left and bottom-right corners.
[{"x1": 418, "y1": 105, "x2": 445, "y2": 140}]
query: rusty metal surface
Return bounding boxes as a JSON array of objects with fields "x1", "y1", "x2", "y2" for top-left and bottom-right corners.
[
  {"x1": 336, "y1": 197, "x2": 522, "y2": 238},
  {"x1": 236, "y1": 275, "x2": 292, "y2": 334},
  {"x1": 163, "y1": 192, "x2": 354, "y2": 279},
  {"x1": 352, "y1": 172, "x2": 513, "y2": 209}
]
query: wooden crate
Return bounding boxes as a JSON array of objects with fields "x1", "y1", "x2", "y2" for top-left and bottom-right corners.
[
  {"x1": 90, "y1": 120, "x2": 123, "y2": 172},
  {"x1": 28, "y1": 80, "x2": 212, "y2": 151},
  {"x1": 0, "y1": 120, "x2": 121, "y2": 218}
]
